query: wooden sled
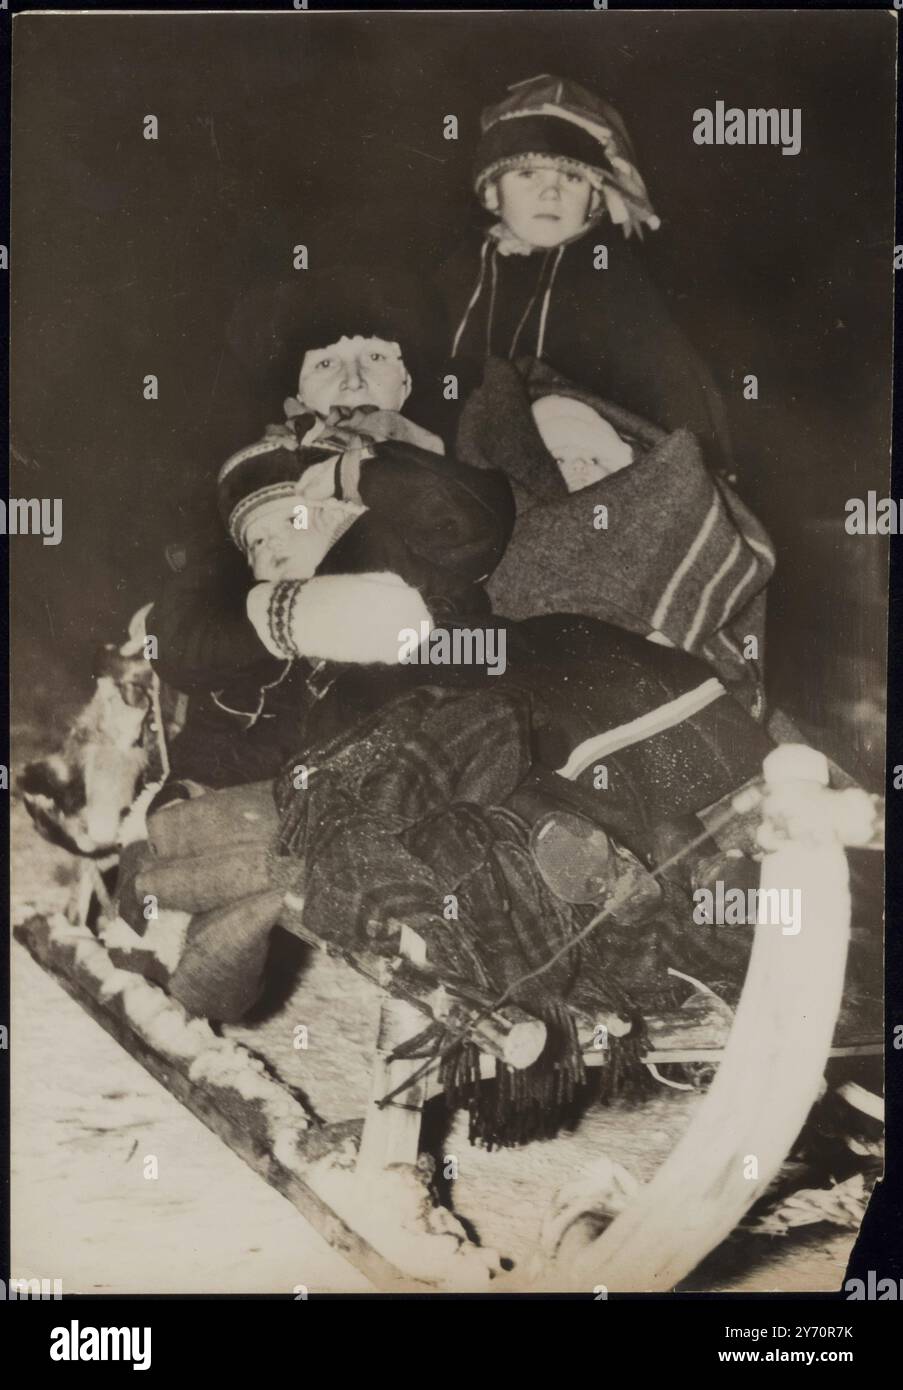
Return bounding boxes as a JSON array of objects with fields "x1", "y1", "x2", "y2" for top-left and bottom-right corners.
[{"x1": 14, "y1": 744, "x2": 883, "y2": 1293}]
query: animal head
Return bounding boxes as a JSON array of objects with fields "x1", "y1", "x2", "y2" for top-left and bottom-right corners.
[{"x1": 20, "y1": 605, "x2": 168, "y2": 856}]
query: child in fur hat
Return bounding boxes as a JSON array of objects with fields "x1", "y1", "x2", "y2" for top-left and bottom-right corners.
[{"x1": 437, "y1": 75, "x2": 732, "y2": 470}]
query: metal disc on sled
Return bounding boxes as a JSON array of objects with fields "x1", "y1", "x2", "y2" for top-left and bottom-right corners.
[{"x1": 529, "y1": 810, "x2": 615, "y2": 904}]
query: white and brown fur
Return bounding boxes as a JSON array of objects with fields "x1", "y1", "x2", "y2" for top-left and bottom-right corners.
[{"x1": 19, "y1": 605, "x2": 185, "y2": 928}]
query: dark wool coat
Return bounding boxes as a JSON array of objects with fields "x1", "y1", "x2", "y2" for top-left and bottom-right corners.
[
  {"x1": 436, "y1": 226, "x2": 732, "y2": 472},
  {"x1": 494, "y1": 614, "x2": 773, "y2": 857},
  {"x1": 150, "y1": 439, "x2": 514, "y2": 788}
]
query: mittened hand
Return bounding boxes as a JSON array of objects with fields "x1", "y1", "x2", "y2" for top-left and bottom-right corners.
[{"x1": 247, "y1": 571, "x2": 433, "y2": 664}]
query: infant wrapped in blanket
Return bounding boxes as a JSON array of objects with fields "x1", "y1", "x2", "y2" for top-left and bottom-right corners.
[
  {"x1": 530, "y1": 394, "x2": 635, "y2": 491},
  {"x1": 458, "y1": 357, "x2": 776, "y2": 710}
]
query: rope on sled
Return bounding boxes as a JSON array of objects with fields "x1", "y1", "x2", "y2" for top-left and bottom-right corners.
[{"x1": 376, "y1": 793, "x2": 758, "y2": 1144}]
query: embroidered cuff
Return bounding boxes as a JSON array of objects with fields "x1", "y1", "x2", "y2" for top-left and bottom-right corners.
[
  {"x1": 246, "y1": 580, "x2": 305, "y2": 659},
  {"x1": 270, "y1": 579, "x2": 306, "y2": 658},
  {"x1": 249, "y1": 573, "x2": 432, "y2": 665}
]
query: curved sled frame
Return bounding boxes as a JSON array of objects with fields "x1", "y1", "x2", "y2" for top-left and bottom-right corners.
[{"x1": 548, "y1": 744, "x2": 882, "y2": 1292}]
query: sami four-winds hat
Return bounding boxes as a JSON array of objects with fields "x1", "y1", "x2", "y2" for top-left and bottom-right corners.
[{"x1": 473, "y1": 75, "x2": 661, "y2": 238}]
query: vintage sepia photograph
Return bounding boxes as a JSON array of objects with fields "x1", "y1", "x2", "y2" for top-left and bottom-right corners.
[{"x1": 6, "y1": 7, "x2": 895, "y2": 1303}]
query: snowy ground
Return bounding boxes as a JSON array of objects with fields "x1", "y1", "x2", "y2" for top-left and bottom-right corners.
[
  {"x1": 11, "y1": 943, "x2": 372, "y2": 1295},
  {"x1": 9, "y1": 704, "x2": 374, "y2": 1294},
  {"x1": 9, "y1": 708, "x2": 862, "y2": 1296}
]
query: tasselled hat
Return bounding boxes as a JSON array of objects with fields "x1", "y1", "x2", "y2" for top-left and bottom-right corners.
[{"x1": 473, "y1": 75, "x2": 661, "y2": 238}]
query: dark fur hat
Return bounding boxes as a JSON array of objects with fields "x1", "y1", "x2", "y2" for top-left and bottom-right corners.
[{"x1": 226, "y1": 265, "x2": 442, "y2": 394}]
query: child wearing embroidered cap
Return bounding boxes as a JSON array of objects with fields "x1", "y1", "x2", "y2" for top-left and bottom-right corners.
[
  {"x1": 469, "y1": 73, "x2": 661, "y2": 254},
  {"x1": 437, "y1": 74, "x2": 732, "y2": 468},
  {"x1": 216, "y1": 431, "x2": 433, "y2": 669}
]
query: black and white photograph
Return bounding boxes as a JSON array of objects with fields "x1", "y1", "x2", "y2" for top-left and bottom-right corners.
[{"x1": 5, "y1": 5, "x2": 896, "y2": 1310}]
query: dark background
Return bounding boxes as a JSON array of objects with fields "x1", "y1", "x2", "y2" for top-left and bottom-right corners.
[{"x1": 9, "y1": 8, "x2": 896, "y2": 784}]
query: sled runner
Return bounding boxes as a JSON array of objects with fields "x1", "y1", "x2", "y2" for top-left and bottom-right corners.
[{"x1": 15, "y1": 733, "x2": 883, "y2": 1292}]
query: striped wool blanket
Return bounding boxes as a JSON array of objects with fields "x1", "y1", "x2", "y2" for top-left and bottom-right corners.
[{"x1": 456, "y1": 357, "x2": 776, "y2": 700}]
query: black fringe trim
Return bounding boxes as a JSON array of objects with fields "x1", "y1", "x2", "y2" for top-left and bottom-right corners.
[{"x1": 438, "y1": 1003, "x2": 653, "y2": 1149}]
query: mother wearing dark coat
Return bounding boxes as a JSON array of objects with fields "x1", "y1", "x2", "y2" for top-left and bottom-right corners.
[{"x1": 147, "y1": 270, "x2": 516, "y2": 793}]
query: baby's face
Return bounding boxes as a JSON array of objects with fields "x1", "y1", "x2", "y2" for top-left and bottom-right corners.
[
  {"x1": 297, "y1": 335, "x2": 410, "y2": 417},
  {"x1": 554, "y1": 449, "x2": 622, "y2": 493},
  {"x1": 531, "y1": 396, "x2": 634, "y2": 492},
  {"x1": 496, "y1": 165, "x2": 595, "y2": 247},
  {"x1": 244, "y1": 496, "x2": 361, "y2": 582}
]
